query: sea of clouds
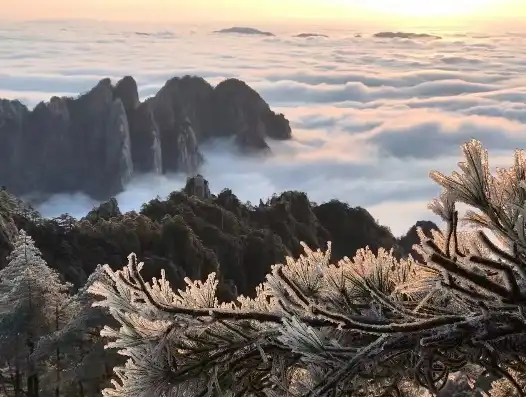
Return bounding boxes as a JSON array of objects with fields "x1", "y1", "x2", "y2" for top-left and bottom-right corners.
[{"x1": 2, "y1": 20, "x2": 526, "y2": 236}]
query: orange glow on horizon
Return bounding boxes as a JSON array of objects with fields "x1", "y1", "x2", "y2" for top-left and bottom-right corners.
[{"x1": 0, "y1": 0, "x2": 524, "y2": 25}]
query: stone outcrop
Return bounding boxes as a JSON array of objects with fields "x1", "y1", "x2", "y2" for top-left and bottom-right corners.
[
  {"x1": 183, "y1": 174, "x2": 211, "y2": 200},
  {"x1": 212, "y1": 79, "x2": 292, "y2": 150},
  {"x1": 0, "y1": 75, "x2": 291, "y2": 200},
  {"x1": 84, "y1": 197, "x2": 122, "y2": 223}
]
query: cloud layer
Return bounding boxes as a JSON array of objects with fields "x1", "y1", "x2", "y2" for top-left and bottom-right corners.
[{"x1": 2, "y1": 20, "x2": 526, "y2": 236}]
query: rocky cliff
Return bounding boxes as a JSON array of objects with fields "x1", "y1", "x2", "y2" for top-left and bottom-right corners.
[{"x1": 0, "y1": 76, "x2": 291, "y2": 200}]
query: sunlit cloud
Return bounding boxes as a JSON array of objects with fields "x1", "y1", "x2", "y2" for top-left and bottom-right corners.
[{"x1": 1, "y1": 21, "x2": 526, "y2": 236}]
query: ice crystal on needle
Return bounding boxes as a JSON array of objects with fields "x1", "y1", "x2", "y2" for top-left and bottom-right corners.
[{"x1": 89, "y1": 140, "x2": 526, "y2": 397}]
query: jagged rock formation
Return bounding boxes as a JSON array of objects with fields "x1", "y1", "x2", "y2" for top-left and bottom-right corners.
[
  {"x1": 0, "y1": 80, "x2": 133, "y2": 199},
  {"x1": 211, "y1": 79, "x2": 292, "y2": 150},
  {"x1": 114, "y1": 76, "x2": 163, "y2": 175},
  {"x1": 84, "y1": 197, "x2": 122, "y2": 223},
  {"x1": 0, "y1": 76, "x2": 291, "y2": 200},
  {"x1": 183, "y1": 174, "x2": 211, "y2": 200},
  {"x1": 214, "y1": 27, "x2": 275, "y2": 36},
  {"x1": 0, "y1": 178, "x2": 436, "y2": 300},
  {"x1": 374, "y1": 32, "x2": 442, "y2": 40}
]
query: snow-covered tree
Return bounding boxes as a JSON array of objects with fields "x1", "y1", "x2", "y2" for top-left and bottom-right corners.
[
  {"x1": 89, "y1": 139, "x2": 526, "y2": 397},
  {"x1": 0, "y1": 230, "x2": 72, "y2": 397},
  {"x1": 0, "y1": 189, "x2": 42, "y2": 224},
  {"x1": 33, "y1": 266, "x2": 118, "y2": 397}
]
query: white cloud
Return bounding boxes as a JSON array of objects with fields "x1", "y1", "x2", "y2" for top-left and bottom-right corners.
[{"x1": 2, "y1": 20, "x2": 526, "y2": 236}]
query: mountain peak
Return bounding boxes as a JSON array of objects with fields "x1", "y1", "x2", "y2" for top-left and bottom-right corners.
[{"x1": 0, "y1": 75, "x2": 291, "y2": 200}]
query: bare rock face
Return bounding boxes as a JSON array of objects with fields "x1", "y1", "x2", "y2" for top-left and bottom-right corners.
[
  {"x1": 0, "y1": 75, "x2": 292, "y2": 200},
  {"x1": 177, "y1": 118, "x2": 202, "y2": 174},
  {"x1": 147, "y1": 76, "x2": 209, "y2": 173},
  {"x1": 102, "y1": 98, "x2": 134, "y2": 195},
  {"x1": 0, "y1": 79, "x2": 135, "y2": 199},
  {"x1": 113, "y1": 76, "x2": 140, "y2": 114},
  {"x1": 0, "y1": 100, "x2": 28, "y2": 192},
  {"x1": 114, "y1": 76, "x2": 162, "y2": 175},
  {"x1": 169, "y1": 76, "x2": 215, "y2": 141},
  {"x1": 184, "y1": 174, "x2": 211, "y2": 200},
  {"x1": 84, "y1": 197, "x2": 122, "y2": 223},
  {"x1": 212, "y1": 79, "x2": 292, "y2": 149},
  {"x1": 127, "y1": 101, "x2": 163, "y2": 174},
  {"x1": 69, "y1": 79, "x2": 129, "y2": 198}
]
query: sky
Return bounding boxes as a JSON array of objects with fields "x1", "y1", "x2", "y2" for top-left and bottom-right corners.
[
  {"x1": 2, "y1": 20, "x2": 526, "y2": 236},
  {"x1": 2, "y1": 0, "x2": 526, "y2": 25}
]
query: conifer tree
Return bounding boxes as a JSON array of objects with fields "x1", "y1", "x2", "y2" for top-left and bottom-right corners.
[
  {"x1": 0, "y1": 230, "x2": 72, "y2": 397},
  {"x1": 33, "y1": 266, "x2": 118, "y2": 397}
]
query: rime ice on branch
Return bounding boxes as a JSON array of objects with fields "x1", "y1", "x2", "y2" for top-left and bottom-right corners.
[{"x1": 89, "y1": 139, "x2": 526, "y2": 397}]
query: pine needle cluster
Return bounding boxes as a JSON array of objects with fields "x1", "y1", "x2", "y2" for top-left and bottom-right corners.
[{"x1": 89, "y1": 139, "x2": 526, "y2": 397}]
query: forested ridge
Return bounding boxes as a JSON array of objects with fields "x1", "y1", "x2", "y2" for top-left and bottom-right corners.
[
  {"x1": 0, "y1": 172, "x2": 435, "y2": 396},
  {"x1": 4, "y1": 139, "x2": 526, "y2": 396},
  {"x1": 0, "y1": 176, "x2": 433, "y2": 299}
]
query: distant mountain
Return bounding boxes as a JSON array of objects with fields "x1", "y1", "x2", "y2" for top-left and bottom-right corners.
[
  {"x1": 214, "y1": 27, "x2": 275, "y2": 36},
  {"x1": 0, "y1": 76, "x2": 291, "y2": 200},
  {"x1": 398, "y1": 220, "x2": 440, "y2": 262},
  {"x1": 294, "y1": 33, "x2": 328, "y2": 38},
  {"x1": 374, "y1": 32, "x2": 442, "y2": 39}
]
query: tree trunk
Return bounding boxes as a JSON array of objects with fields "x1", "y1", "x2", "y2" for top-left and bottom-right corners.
[
  {"x1": 26, "y1": 338, "x2": 33, "y2": 397},
  {"x1": 34, "y1": 372, "x2": 39, "y2": 397},
  {"x1": 55, "y1": 303, "x2": 60, "y2": 397},
  {"x1": 13, "y1": 336, "x2": 22, "y2": 397},
  {"x1": 55, "y1": 346, "x2": 60, "y2": 397},
  {"x1": 14, "y1": 362, "x2": 21, "y2": 397},
  {"x1": 26, "y1": 339, "x2": 38, "y2": 397},
  {"x1": 78, "y1": 381, "x2": 85, "y2": 397},
  {"x1": 4, "y1": 361, "x2": 17, "y2": 397},
  {"x1": 0, "y1": 376, "x2": 10, "y2": 397},
  {"x1": 26, "y1": 251, "x2": 38, "y2": 397},
  {"x1": 26, "y1": 374, "x2": 33, "y2": 397}
]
